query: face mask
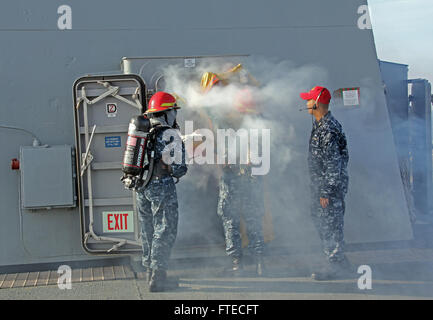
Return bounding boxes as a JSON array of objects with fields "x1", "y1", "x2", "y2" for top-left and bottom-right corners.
[
  {"x1": 165, "y1": 109, "x2": 177, "y2": 127},
  {"x1": 148, "y1": 109, "x2": 177, "y2": 128}
]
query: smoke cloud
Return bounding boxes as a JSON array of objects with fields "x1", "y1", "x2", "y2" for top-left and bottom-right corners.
[{"x1": 157, "y1": 56, "x2": 330, "y2": 258}]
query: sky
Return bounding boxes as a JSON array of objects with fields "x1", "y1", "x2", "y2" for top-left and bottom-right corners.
[{"x1": 368, "y1": 0, "x2": 433, "y2": 84}]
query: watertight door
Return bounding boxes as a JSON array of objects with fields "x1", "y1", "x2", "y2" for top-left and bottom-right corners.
[{"x1": 73, "y1": 74, "x2": 146, "y2": 254}]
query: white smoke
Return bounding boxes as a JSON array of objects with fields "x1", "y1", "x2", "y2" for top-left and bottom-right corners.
[
  {"x1": 162, "y1": 56, "x2": 329, "y2": 176},
  {"x1": 159, "y1": 56, "x2": 332, "y2": 256}
]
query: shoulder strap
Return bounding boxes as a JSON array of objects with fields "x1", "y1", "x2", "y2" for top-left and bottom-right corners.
[
  {"x1": 140, "y1": 125, "x2": 172, "y2": 188},
  {"x1": 148, "y1": 125, "x2": 171, "y2": 144}
]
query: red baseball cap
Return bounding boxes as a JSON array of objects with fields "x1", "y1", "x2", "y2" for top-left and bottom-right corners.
[{"x1": 300, "y1": 86, "x2": 331, "y2": 104}]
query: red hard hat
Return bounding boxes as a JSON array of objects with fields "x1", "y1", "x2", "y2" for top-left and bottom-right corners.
[{"x1": 146, "y1": 91, "x2": 180, "y2": 114}]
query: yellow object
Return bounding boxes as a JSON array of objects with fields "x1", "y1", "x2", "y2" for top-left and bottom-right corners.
[
  {"x1": 200, "y1": 64, "x2": 245, "y2": 92},
  {"x1": 222, "y1": 63, "x2": 243, "y2": 77},
  {"x1": 200, "y1": 72, "x2": 221, "y2": 92},
  {"x1": 202, "y1": 64, "x2": 261, "y2": 91},
  {"x1": 217, "y1": 63, "x2": 243, "y2": 83},
  {"x1": 160, "y1": 102, "x2": 176, "y2": 107},
  {"x1": 222, "y1": 64, "x2": 260, "y2": 87}
]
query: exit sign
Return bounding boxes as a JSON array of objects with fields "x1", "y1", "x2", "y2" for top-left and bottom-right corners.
[{"x1": 102, "y1": 211, "x2": 134, "y2": 233}]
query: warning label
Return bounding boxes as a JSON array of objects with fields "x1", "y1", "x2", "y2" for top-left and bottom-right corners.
[
  {"x1": 102, "y1": 211, "x2": 134, "y2": 233},
  {"x1": 106, "y1": 103, "x2": 118, "y2": 117},
  {"x1": 105, "y1": 136, "x2": 121, "y2": 148},
  {"x1": 184, "y1": 58, "x2": 196, "y2": 68},
  {"x1": 342, "y1": 89, "x2": 360, "y2": 106}
]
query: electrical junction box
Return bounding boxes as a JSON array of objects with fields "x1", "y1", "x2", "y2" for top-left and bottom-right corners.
[{"x1": 20, "y1": 145, "x2": 76, "y2": 210}]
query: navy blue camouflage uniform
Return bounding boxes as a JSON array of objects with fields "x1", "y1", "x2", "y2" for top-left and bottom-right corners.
[
  {"x1": 216, "y1": 120, "x2": 265, "y2": 259},
  {"x1": 308, "y1": 111, "x2": 349, "y2": 263},
  {"x1": 218, "y1": 165, "x2": 265, "y2": 258},
  {"x1": 136, "y1": 127, "x2": 187, "y2": 272}
]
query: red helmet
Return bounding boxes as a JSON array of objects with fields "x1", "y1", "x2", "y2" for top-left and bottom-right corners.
[{"x1": 146, "y1": 91, "x2": 180, "y2": 114}]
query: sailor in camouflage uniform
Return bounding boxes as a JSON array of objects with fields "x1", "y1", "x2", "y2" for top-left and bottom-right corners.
[
  {"x1": 300, "y1": 86, "x2": 349, "y2": 280},
  {"x1": 135, "y1": 92, "x2": 187, "y2": 292},
  {"x1": 201, "y1": 70, "x2": 267, "y2": 276}
]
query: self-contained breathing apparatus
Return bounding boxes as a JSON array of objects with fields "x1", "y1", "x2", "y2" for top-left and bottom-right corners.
[{"x1": 121, "y1": 91, "x2": 181, "y2": 190}]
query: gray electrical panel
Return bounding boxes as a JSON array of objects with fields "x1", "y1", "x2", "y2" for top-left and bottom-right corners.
[{"x1": 20, "y1": 145, "x2": 76, "y2": 209}]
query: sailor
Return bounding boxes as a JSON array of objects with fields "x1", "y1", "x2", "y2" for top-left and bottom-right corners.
[
  {"x1": 300, "y1": 86, "x2": 350, "y2": 280},
  {"x1": 201, "y1": 65, "x2": 268, "y2": 276},
  {"x1": 135, "y1": 91, "x2": 188, "y2": 291}
]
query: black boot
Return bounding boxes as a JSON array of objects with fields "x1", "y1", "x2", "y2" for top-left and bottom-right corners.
[
  {"x1": 255, "y1": 255, "x2": 267, "y2": 276},
  {"x1": 149, "y1": 269, "x2": 167, "y2": 292},
  {"x1": 149, "y1": 269, "x2": 179, "y2": 292}
]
